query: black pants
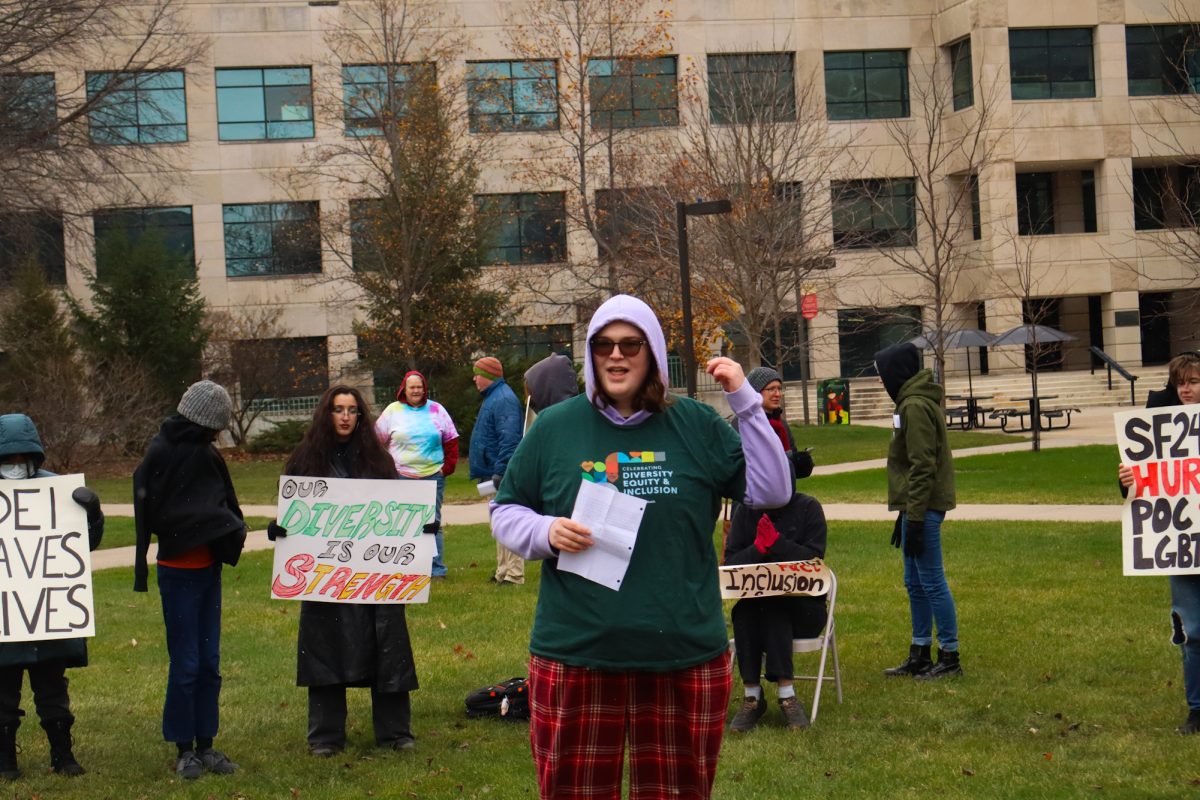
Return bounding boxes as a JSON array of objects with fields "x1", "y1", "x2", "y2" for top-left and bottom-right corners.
[
  {"x1": 0, "y1": 662, "x2": 73, "y2": 729},
  {"x1": 731, "y1": 596, "x2": 826, "y2": 684},
  {"x1": 308, "y1": 685, "x2": 412, "y2": 748}
]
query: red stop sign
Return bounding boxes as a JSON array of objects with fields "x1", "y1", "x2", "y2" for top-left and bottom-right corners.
[{"x1": 800, "y1": 293, "x2": 818, "y2": 320}]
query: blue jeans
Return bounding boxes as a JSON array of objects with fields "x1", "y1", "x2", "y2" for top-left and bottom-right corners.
[
  {"x1": 901, "y1": 510, "x2": 958, "y2": 652},
  {"x1": 158, "y1": 563, "x2": 223, "y2": 744},
  {"x1": 1170, "y1": 575, "x2": 1200, "y2": 711},
  {"x1": 401, "y1": 473, "x2": 446, "y2": 577}
]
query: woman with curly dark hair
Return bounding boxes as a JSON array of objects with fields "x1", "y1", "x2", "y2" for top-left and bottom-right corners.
[{"x1": 268, "y1": 385, "x2": 419, "y2": 756}]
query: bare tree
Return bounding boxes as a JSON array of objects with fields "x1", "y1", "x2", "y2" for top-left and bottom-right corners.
[
  {"x1": 501, "y1": 0, "x2": 675, "y2": 301},
  {"x1": 0, "y1": 0, "x2": 206, "y2": 220},
  {"x1": 292, "y1": 0, "x2": 509, "y2": 374},
  {"x1": 850, "y1": 37, "x2": 1010, "y2": 381}
]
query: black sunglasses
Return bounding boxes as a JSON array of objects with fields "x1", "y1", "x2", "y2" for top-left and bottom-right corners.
[{"x1": 590, "y1": 337, "x2": 646, "y2": 357}]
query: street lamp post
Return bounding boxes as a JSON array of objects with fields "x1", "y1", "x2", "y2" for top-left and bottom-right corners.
[{"x1": 677, "y1": 198, "x2": 732, "y2": 398}]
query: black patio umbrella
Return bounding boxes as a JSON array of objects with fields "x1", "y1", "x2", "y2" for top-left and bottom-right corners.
[
  {"x1": 907, "y1": 327, "x2": 997, "y2": 395},
  {"x1": 990, "y1": 324, "x2": 1077, "y2": 347}
]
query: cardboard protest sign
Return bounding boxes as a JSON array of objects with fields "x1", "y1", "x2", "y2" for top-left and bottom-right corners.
[
  {"x1": 0, "y1": 474, "x2": 95, "y2": 642},
  {"x1": 719, "y1": 559, "x2": 829, "y2": 600},
  {"x1": 1115, "y1": 408, "x2": 1200, "y2": 576},
  {"x1": 270, "y1": 476, "x2": 438, "y2": 604}
]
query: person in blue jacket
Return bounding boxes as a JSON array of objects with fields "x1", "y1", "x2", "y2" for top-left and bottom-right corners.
[
  {"x1": 469, "y1": 356, "x2": 525, "y2": 585},
  {"x1": 0, "y1": 414, "x2": 104, "y2": 779}
]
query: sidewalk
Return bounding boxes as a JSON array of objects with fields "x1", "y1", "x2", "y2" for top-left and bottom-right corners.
[{"x1": 92, "y1": 410, "x2": 1124, "y2": 573}]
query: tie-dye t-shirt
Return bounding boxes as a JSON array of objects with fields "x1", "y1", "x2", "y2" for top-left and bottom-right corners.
[{"x1": 375, "y1": 400, "x2": 459, "y2": 478}]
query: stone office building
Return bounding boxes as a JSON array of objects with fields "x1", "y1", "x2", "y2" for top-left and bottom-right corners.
[{"x1": 6, "y1": 0, "x2": 1199, "y2": 405}]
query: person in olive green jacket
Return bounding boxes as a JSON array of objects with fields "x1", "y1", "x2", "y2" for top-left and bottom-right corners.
[{"x1": 874, "y1": 342, "x2": 961, "y2": 680}]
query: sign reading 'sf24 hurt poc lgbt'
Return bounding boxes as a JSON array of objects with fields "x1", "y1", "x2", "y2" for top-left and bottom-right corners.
[
  {"x1": 1115, "y1": 409, "x2": 1200, "y2": 576},
  {"x1": 270, "y1": 476, "x2": 438, "y2": 604},
  {"x1": 0, "y1": 474, "x2": 94, "y2": 642}
]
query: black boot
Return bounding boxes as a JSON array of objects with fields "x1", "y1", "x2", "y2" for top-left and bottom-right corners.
[
  {"x1": 1178, "y1": 709, "x2": 1200, "y2": 735},
  {"x1": 883, "y1": 644, "x2": 932, "y2": 677},
  {"x1": 0, "y1": 723, "x2": 18, "y2": 780},
  {"x1": 44, "y1": 720, "x2": 84, "y2": 776},
  {"x1": 916, "y1": 649, "x2": 963, "y2": 680}
]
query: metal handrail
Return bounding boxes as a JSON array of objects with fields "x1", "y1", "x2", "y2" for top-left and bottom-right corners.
[{"x1": 1088, "y1": 346, "x2": 1138, "y2": 405}]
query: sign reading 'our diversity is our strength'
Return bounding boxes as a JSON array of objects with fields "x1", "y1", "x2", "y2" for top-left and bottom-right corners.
[{"x1": 270, "y1": 476, "x2": 437, "y2": 604}]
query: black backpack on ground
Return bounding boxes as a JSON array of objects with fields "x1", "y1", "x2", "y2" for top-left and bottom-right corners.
[{"x1": 465, "y1": 677, "x2": 529, "y2": 721}]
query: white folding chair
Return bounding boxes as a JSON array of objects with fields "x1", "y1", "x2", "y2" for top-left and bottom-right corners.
[{"x1": 791, "y1": 569, "x2": 841, "y2": 723}]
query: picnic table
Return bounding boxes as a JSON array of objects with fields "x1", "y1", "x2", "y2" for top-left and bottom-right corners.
[
  {"x1": 989, "y1": 395, "x2": 1080, "y2": 432},
  {"x1": 946, "y1": 394, "x2": 995, "y2": 430}
]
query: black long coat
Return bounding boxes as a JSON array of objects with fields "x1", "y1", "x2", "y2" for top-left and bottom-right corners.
[{"x1": 294, "y1": 445, "x2": 417, "y2": 692}]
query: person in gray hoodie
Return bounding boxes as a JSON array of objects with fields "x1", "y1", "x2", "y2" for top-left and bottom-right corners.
[{"x1": 874, "y1": 342, "x2": 961, "y2": 680}]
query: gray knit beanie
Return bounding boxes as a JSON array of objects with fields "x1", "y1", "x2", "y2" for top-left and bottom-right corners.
[
  {"x1": 746, "y1": 366, "x2": 783, "y2": 394},
  {"x1": 177, "y1": 380, "x2": 233, "y2": 431}
]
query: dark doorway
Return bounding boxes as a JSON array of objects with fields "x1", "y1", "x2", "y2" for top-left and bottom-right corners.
[{"x1": 1140, "y1": 292, "x2": 1172, "y2": 365}]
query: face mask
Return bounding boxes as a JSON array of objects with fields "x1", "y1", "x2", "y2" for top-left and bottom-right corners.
[{"x1": 0, "y1": 461, "x2": 31, "y2": 480}]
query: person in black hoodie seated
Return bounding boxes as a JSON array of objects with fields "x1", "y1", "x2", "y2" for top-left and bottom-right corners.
[
  {"x1": 133, "y1": 380, "x2": 246, "y2": 780},
  {"x1": 267, "y1": 385, "x2": 419, "y2": 756},
  {"x1": 724, "y1": 494, "x2": 827, "y2": 734}
]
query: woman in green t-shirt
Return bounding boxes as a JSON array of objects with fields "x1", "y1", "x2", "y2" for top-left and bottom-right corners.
[{"x1": 493, "y1": 294, "x2": 791, "y2": 800}]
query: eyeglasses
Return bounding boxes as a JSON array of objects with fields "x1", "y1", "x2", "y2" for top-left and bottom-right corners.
[
  {"x1": 332, "y1": 407, "x2": 360, "y2": 417},
  {"x1": 590, "y1": 337, "x2": 646, "y2": 358}
]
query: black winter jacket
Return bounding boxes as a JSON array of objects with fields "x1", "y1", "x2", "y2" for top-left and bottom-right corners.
[
  {"x1": 724, "y1": 492, "x2": 827, "y2": 566},
  {"x1": 132, "y1": 415, "x2": 245, "y2": 591}
]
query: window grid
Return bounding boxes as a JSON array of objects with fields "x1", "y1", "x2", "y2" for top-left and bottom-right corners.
[
  {"x1": 94, "y1": 206, "x2": 195, "y2": 278},
  {"x1": 0, "y1": 73, "x2": 57, "y2": 140},
  {"x1": 588, "y1": 56, "x2": 678, "y2": 129},
  {"x1": 1126, "y1": 25, "x2": 1200, "y2": 96},
  {"x1": 223, "y1": 201, "x2": 321, "y2": 277},
  {"x1": 1009, "y1": 28, "x2": 1096, "y2": 100},
  {"x1": 476, "y1": 192, "x2": 566, "y2": 265},
  {"x1": 343, "y1": 63, "x2": 431, "y2": 136},
  {"x1": 216, "y1": 67, "x2": 314, "y2": 141},
  {"x1": 502, "y1": 324, "x2": 574, "y2": 361},
  {"x1": 950, "y1": 38, "x2": 973, "y2": 110},
  {"x1": 466, "y1": 60, "x2": 558, "y2": 132},
  {"x1": 1016, "y1": 172, "x2": 1055, "y2": 235},
  {"x1": 832, "y1": 178, "x2": 917, "y2": 248},
  {"x1": 823, "y1": 50, "x2": 909, "y2": 120},
  {"x1": 86, "y1": 70, "x2": 187, "y2": 144},
  {"x1": 707, "y1": 52, "x2": 796, "y2": 124}
]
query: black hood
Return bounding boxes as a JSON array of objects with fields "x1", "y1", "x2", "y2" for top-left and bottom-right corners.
[
  {"x1": 874, "y1": 342, "x2": 922, "y2": 403},
  {"x1": 160, "y1": 413, "x2": 218, "y2": 444},
  {"x1": 524, "y1": 353, "x2": 579, "y2": 413}
]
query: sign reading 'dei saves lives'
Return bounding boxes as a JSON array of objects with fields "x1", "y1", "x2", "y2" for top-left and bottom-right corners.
[
  {"x1": 270, "y1": 476, "x2": 437, "y2": 604},
  {"x1": 0, "y1": 474, "x2": 95, "y2": 643},
  {"x1": 1115, "y1": 408, "x2": 1200, "y2": 576}
]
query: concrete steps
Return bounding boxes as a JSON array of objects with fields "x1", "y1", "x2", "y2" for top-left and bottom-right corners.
[{"x1": 784, "y1": 365, "x2": 1168, "y2": 422}]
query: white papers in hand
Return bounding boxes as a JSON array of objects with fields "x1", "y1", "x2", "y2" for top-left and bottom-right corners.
[{"x1": 557, "y1": 479, "x2": 647, "y2": 591}]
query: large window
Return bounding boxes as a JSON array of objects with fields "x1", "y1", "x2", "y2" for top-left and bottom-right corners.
[
  {"x1": 1016, "y1": 170, "x2": 1098, "y2": 235},
  {"x1": 1132, "y1": 165, "x2": 1200, "y2": 229},
  {"x1": 502, "y1": 324, "x2": 574, "y2": 361},
  {"x1": 223, "y1": 202, "x2": 320, "y2": 277},
  {"x1": 1127, "y1": 25, "x2": 1200, "y2": 96},
  {"x1": 0, "y1": 212, "x2": 65, "y2": 285},
  {"x1": 950, "y1": 38, "x2": 973, "y2": 110},
  {"x1": 86, "y1": 70, "x2": 186, "y2": 144},
  {"x1": 708, "y1": 52, "x2": 796, "y2": 124},
  {"x1": 0, "y1": 73, "x2": 57, "y2": 140},
  {"x1": 343, "y1": 63, "x2": 432, "y2": 136},
  {"x1": 594, "y1": 188, "x2": 669, "y2": 261},
  {"x1": 823, "y1": 50, "x2": 909, "y2": 120},
  {"x1": 216, "y1": 67, "x2": 314, "y2": 141},
  {"x1": 466, "y1": 60, "x2": 557, "y2": 132},
  {"x1": 94, "y1": 206, "x2": 195, "y2": 279},
  {"x1": 588, "y1": 56, "x2": 678, "y2": 128},
  {"x1": 837, "y1": 306, "x2": 921, "y2": 377},
  {"x1": 231, "y1": 336, "x2": 329, "y2": 400},
  {"x1": 832, "y1": 178, "x2": 916, "y2": 248},
  {"x1": 1009, "y1": 28, "x2": 1095, "y2": 99},
  {"x1": 476, "y1": 192, "x2": 566, "y2": 265}
]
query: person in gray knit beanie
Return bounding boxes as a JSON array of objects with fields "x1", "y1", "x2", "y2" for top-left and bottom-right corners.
[
  {"x1": 746, "y1": 367, "x2": 783, "y2": 395},
  {"x1": 177, "y1": 380, "x2": 233, "y2": 431}
]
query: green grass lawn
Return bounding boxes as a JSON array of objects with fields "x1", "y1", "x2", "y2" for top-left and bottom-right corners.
[
  {"x1": 792, "y1": 423, "x2": 1021, "y2": 466},
  {"x1": 97, "y1": 517, "x2": 275, "y2": 551},
  {"x1": 9, "y1": 519, "x2": 1196, "y2": 798},
  {"x1": 89, "y1": 461, "x2": 481, "y2": 506},
  {"x1": 804, "y1": 444, "x2": 1120, "y2": 505}
]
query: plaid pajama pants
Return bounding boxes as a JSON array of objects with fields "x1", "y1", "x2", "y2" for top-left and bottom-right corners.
[{"x1": 528, "y1": 652, "x2": 732, "y2": 800}]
